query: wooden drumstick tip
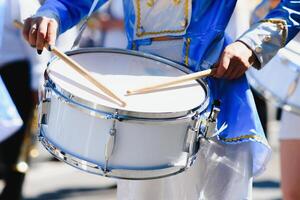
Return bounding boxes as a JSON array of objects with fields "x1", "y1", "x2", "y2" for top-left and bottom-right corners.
[
  {"x1": 119, "y1": 101, "x2": 127, "y2": 107},
  {"x1": 125, "y1": 68, "x2": 215, "y2": 96},
  {"x1": 13, "y1": 20, "x2": 24, "y2": 29},
  {"x1": 126, "y1": 90, "x2": 134, "y2": 96}
]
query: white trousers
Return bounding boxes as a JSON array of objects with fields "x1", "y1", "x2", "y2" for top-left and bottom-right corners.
[
  {"x1": 279, "y1": 111, "x2": 300, "y2": 140},
  {"x1": 117, "y1": 139, "x2": 253, "y2": 200}
]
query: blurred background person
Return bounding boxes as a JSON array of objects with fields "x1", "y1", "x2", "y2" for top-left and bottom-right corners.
[
  {"x1": 226, "y1": 1, "x2": 256, "y2": 40},
  {"x1": 0, "y1": 0, "x2": 23, "y2": 146},
  {"x1": 249, "y1": 0, "x2": 300, "y2": 199},
  {"x1": 278, "y1": 34, "x2": 300, "y2": 200},
  {"x1": 80, "y1": 0, "x2": 127, "y2": 49},
  {"x1": 0, "y1": 1, "x2": 49, "y2": 199}
]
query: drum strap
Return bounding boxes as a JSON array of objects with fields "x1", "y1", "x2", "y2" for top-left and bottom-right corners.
[{"x1": 71, "y1": 0, "x2": 101, "y2": 49}]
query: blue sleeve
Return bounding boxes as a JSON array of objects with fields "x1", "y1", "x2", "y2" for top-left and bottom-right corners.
[
  {"x1": 265, "y1": 0, "x2": 300, "y2": 43},
  {"x1": 38, "y1": 0, "x2": 107, "y2": 34}
]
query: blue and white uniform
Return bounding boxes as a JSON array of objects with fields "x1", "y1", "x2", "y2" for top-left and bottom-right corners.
[{"x1": 34, "y1": 0, "x2": 300, "y2": 199}]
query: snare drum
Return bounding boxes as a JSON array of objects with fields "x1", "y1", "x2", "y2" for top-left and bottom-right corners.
[
  {"x1": 247, "y1": 39, "x2": 300, "y2": 115},
  {"x1": 39, "y1": 48, "x2": 209, "y2": 179}
]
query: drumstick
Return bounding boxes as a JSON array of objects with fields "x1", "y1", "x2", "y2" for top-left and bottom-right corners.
[
  {"x1": 13, "y1": 20, "x2": 126, "y2": 107},
  {"x1": 126, "y1": 68, "x2": 216, "y2": 95}
]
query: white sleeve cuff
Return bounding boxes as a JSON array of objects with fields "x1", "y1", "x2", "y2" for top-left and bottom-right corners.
[{"x1": 238, "y1": 19, "x2": 287, "y2": 69}]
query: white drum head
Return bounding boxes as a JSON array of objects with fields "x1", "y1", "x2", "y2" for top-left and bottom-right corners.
[{"x1": 47, "y1": 49, "x2": 208, "y2": 118}]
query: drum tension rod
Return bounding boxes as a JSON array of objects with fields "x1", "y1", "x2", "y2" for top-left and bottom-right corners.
[
  {"x1": 185, "y1": 112, "x2": 201, "y2": 155},
  {"x1": 104, "y1": 117, "x2": 117, "y2": 174},
  {"x1": 204, "y1": 100, "x2": 221, "y2": 138}
]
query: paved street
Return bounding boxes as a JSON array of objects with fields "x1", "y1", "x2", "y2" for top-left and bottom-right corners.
[
  {"x1": 0, "y1": 105, "x2": 283, "y2": 200},
  {"x1": 20, "y1": 145, "x2": 281, "y2": 200}
]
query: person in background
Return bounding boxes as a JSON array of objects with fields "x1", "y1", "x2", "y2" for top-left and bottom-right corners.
[
  {"x1": 80, "y1": 0, "x2": 127, "y2": 48},
  {"x1": 0, "y1": 0, "x2": 23, "y2": 145},
  {"x1": 0, "y1": 1, "x2": 49, "y2": 199},
  {"x1": 252, "y1": 1, "x2": 300, "y2": 199},
  {"x1": 280, "y1": 89, "x2": 300, "y2": 199}
]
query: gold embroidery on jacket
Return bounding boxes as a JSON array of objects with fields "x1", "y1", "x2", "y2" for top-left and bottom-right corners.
[
  {"x1": 260, "y1": 19, "x2": 287, "y2": 47},
  {"x1": 135, "y1": 0, "x2": 190, "y2": 37}
]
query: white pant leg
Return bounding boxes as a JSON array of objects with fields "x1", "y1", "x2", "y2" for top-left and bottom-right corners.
[
  {"x1": 117, "y1": 139, "x2": 253, "y2": 200},
  {"x1": 279, "y1": 111, "x2": 300, "y2": 140}
]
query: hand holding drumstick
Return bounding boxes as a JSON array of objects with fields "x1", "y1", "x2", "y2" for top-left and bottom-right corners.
[{"x1": 14, "y1": 20, "x2": 126, "y2": 107}]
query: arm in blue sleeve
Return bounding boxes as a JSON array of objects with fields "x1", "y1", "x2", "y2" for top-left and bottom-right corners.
[
  {"x1": 238, "y1": 0, "x2": 300, "y2": 69},
  {"x1": 37, "y1": 0, "x2": 107, "y2": 34}
]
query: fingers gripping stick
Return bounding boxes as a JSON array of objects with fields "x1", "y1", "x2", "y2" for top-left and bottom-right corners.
[{"x1": 13, "y1": 20, "x2": 126, "y2": 107}]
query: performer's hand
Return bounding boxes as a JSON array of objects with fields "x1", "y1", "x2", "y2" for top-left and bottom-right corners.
[
  {"x1": 23, "y1": 16, "x2": 58, "y2": 54},
  {"x1": 214, "y1": 41, "x2": 259, "y2": 80}
]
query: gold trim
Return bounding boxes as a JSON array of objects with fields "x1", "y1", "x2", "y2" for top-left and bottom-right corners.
[
  {"x1": 219, "y1": 134, "x2": 268, "y2": 146},
  {"x1": 147, "y1": 0, "x2": 156, "y2": 7},
  {"x1": 260, "y1": 19, "x2": 287, "y2": 47},
  {"x1": 184, "y1": 38, "x2": 191, "y2": 66},
  {"x1": 132, "y1": 41, "x2": 137, "y2": 50},
  {"x1": 135, "y1": 0, "x2": 190, "y2": 37},
  {"x1": 173, "y1": 0, "x2": 181, "y2": 5}
]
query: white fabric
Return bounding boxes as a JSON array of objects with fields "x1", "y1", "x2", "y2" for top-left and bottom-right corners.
[
  {"x1": 0, "y1": 77, "x2": 23, "y2": 142},
  {"x1": 133, "y1": 0, "x2": 192, "y2": 40},
  {"x1": 139, "y1": 39, "x2": 183, "y2": 62},
  {"x1": 102, "y1": 0, "x2": 127, "y2": 48},
  {"x1": 226, "y1": 1, "x2": 256, "y2": 40},
  {"x1": 0, "y1": 0, "x2": 50, "y2": 90},
  {"x1": 56, "y1": 27, "x2": 78, "y2": 52},
  {"x1": 279, "y1": 111, "x2": 300, "y2": 140},
  {"x1": 117, "y1": 138, "x2": 253, "y2": 200},
  {"x1": 0, "y1": 1, "x2": 23, "y2": 141},
  {"x1": 0, "y1": 0, "x2": 27, "y2": 66}
]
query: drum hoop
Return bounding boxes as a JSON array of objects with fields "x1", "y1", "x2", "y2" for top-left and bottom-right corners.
[
  {"x1": 46, "y1": 47, "x2": 210, "y2": 120},
  {"x1": 278, "y1": 48, "x2": 300, "y2": 72},
  {"x1": 39, "y1": 126, "x2": 196, "y2": 180},
  {"x1": 45, "y1": 83, "x2": 204, "y2": 123},
  {"x1": 247, "y1": 72, "x2": 300, "y2": 115}
]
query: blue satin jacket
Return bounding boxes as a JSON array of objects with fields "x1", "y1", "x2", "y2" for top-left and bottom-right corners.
[{"x1": 37, "y1": 0, "x2": 300, "y2": 175}]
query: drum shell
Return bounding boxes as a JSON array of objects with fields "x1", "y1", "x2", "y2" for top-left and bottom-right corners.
[
  {"x1": 39, "y1": 48, "x2": 209, "y2": 179},
  {"x1": 41, "y1": 92, "x2": 194, "y2": 172}
]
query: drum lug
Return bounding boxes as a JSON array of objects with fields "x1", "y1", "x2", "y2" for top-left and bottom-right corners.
[
  {"x1": 104, "y1": 120, "x2": 117, "y2": 174},
  {"x1": 39, "y1": 86, "x2": 51, "y2": 126},
  {"x1": 184, "y1": 112, "x2": 201, "y2": 156},
  {"x1": 39, "y1": 100, "x2": 51, "y2": 125},
  {"x1": 204, "y1": 104, "x2": 221, "y2": 138}
]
